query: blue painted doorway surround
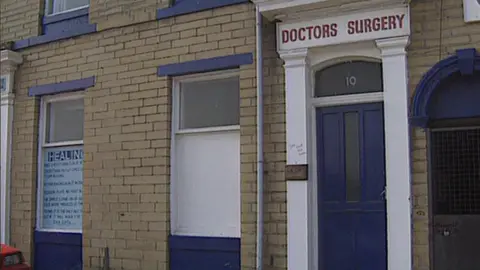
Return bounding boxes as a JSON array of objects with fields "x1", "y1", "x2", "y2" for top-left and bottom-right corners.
[{"x1": 316, "y1": 102, "x2": 387, "y2": 270}]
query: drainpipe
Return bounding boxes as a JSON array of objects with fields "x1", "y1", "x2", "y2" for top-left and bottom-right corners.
[{"x1": 255, "y1": 7, "x2": 264, "y2": 270}]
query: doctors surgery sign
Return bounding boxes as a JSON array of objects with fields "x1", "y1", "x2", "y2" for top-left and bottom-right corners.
[{"x1": 277, "y1": 7, "x2": 410, "y2": 50}]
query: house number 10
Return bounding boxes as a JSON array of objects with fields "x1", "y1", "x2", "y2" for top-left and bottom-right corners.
[{"x1": 345, "y1": 76, "x2": 357, "y2": 87}]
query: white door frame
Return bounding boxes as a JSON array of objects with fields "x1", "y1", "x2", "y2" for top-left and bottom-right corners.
[{"x1": 281, "y1": 37, "x2": 413, "y2": 270}]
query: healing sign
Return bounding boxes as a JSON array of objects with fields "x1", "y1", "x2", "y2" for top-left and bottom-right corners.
[
  {"x1": 277, "y1": 7, "x2": 410, "y2": 50},
  {"x1": 42, "y1": 146, "x2": 84, "y2": 230}
]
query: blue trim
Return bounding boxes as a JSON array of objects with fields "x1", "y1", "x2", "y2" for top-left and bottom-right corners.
[
  {"x1": 157, "y1": 53, "x2": 253, "y2": 77},
  {"x1": 169, "y1": 235, "x2": 240, "y2": 270},
  {"x1": 13, "y1": 24, "x2": 96, "y2": 50},
  {"x1": 169, "y1": 235, "x2": 240, "y2": 252},
  {"x1": 34, "y1": 231, "x2": 82, "y2": 246},
  {"x1": 157, "y1": 0, "x2": 249, "y2": 19},
  {"x1": 43, "y1": 7, "x2": 89, "y2": 24},
  {"x1": 410, "y1": 48, "x2": 480, "y2": 128},
  {"x1": 28, "y1": 77, "x2": 95, "y2": 96},
  {"x1": 34, "y1": 231, "x2": 82, "y2": 270}
]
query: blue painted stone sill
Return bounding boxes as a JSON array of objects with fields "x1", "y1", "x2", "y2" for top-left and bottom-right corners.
[
  {"x1": 157, "y1": 0, "x2": 250, "y2": 19},
  {"x1": 13, "y1": 7, "x2": 96, "y2": 51},
  {"x1": 13, "y1": 24, "x2": 96, "y2": 50}
]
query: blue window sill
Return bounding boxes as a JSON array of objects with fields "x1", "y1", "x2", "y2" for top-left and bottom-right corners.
[
  {"x1": 157, "y1": 0, "x2": 250, "y2": 20},
  {"x1": 13, "y1": 7, "x2": 96, "y2": 50}
]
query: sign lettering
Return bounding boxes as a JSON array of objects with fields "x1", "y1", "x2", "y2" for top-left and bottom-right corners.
[
  {"x1": 278, "y1": 7, "x2": 410, "y2": 50},
  {"x1": 42, "y1": 146, "x2": 84, "y2": 230}
]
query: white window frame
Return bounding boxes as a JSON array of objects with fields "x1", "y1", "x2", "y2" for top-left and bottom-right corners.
[
  {"x1": 36, "y1": 92, "x2": 84, "y2": 233},
  {"x1": 170, "y1": 69, "x2": 241, "y2": 235},
  {"x1": 45, "y1": 0, "x2": 89, "y2": 16}
]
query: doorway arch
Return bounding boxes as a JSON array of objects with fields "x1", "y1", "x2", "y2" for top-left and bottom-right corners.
[
  {"x1": 410, "y1": 48, "x2": 480, "y2": 126},
  {"x1": 410, "y1": 48, "x2": 480, "y2": 270}
]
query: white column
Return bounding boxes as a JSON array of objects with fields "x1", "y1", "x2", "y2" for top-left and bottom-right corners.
[
  {"x1": 279, "y1": 48, "x2": 311, "y2": 270},
  {"x1": 1, "y1": 49, "x2": 23, "y2": 244},
  {"x1": 375, "y1": 36, "x2": 412, "y2": 270}
]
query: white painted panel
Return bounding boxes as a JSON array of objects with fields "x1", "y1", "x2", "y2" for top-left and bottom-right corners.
[
  {"x1": 376, "y1": 36, "x2": 412, "y2": 270},
  {"x1": 174, "y1": 131, "x2": 240, "y2": 238},
  {"x1": 463, "y1": 0, "x2": 480, "y2": 23}
]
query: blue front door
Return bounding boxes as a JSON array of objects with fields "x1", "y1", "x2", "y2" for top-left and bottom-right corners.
[{"x1": 317, "y1": 102, "x2": 387, "y2": 270}]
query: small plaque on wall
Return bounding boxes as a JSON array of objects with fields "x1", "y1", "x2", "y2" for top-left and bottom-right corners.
[
  {"x1": 285, "y1": 164, "x2": 308, "y2": 180},
  {"x1": 0, "y1": 76, "x2": 6, "y2": 93}
]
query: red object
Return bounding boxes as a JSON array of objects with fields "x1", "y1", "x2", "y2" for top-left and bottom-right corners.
[{"x1": 0, "y1": 244, "x2": 31, "y2": 270}]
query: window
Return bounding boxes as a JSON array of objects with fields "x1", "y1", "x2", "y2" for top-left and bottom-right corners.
[
  {"x1": 178, "y1": 77, "x2": 240, "y2": 130},
  {"x1": 37, "y1": 94, "x2": 84, "y2": 232},
  {"x1": 45, "y1": 0, "x2": 89, "y2": 15},
  {"x1": 171, "y1": 71, "x2": 241, "y2": 238},
  {"x1": 315, "y1": 61, "x2": 383, "y2": 97}
]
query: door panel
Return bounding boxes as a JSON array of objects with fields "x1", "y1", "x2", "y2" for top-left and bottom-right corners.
[{"x1": 317, "y1": 103, "x2": 387, "y2": 270}]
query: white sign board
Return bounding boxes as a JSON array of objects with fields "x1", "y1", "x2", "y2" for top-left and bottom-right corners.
[
  {"x1": 42, "y1": 146, "x2": 83, "y2": 231},
  {"x1": 277, "y1": 7, "x2": 410, "y2": 51}
]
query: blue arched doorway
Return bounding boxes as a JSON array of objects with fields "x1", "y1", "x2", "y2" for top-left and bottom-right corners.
[{"x1": 411, "y1": 48, "x2": 480, "y2": 270}]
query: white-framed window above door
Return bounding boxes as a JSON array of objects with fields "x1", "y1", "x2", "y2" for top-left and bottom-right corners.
[
  {"x1": 44, "y1": 0, "x2": 89, "y2": 15},
  {"x1": 315, "y1": 60, "x2": 383, "y2": 98},
  {"x1": 36, "y1": 93, "x2": 84, "y2": 233},
  {"x1": 312, "y1": 60, "x2": 384, "y2": 107},
  {"x1": 171, "y1": 70, "x2": 241, "y2": 238}
]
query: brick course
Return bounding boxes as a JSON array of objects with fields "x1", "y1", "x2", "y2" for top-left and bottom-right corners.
[{"x1": 8, "y1": 2, "x2": 288, "y2": 269}]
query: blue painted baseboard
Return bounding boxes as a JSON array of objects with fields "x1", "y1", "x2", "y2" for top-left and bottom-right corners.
[
  {"x1": 169, "y1": 235, "x2": 240, "y2": 270},
  {"x1": 34, "y1": 231, "x2": 82, "y2": 270}
]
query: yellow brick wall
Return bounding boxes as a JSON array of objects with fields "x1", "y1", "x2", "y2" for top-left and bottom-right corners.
[
  {"x1": 409, "y1": 1, "x2": 480, "y2": 269},
  {"x1": 89, "y1": 0, "x2": 171, "y2": 31},
  {"x1": 10, "y1": 3, "x2": 288, "y2": 269},
  {"x1": 0, "y1": 0, "x2": 42, "y2": 43}
]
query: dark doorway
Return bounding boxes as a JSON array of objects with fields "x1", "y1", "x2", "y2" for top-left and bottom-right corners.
[{"x1": 430, "y1": 125, "x2": 480, "y2": 270}]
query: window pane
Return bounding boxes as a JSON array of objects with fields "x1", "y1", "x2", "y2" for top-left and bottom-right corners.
[
  {"x1": 46, "y1": 99, "x2": 84, "y2": 143},
  {"x1": 345, "y1": 112, "x2": 361, "y2": 202},
  {"x1": 42, "y1": 146, "x2": 83, "y2": 230},
  {"x1": 315, "y1": 61, "x2": 383, "y2": 97},
  {"x1": 179, "y1": 77, "x2": 240, "y2": 129},
  {"x1": 51, "y1": 0, "x2": 89, "y2": 14}
]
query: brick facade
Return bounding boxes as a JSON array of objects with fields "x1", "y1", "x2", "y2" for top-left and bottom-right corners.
[
  {"x1": 409, "y1": 1, "x2": 480, "y2": 269},
  {"x1": 2, "y1": 0, "x2": 479, "y2": 269},
  {"x1": 0, "y1": 0, "x2": 42, "y2": 43},
  {"x1": 6, "y1": 2, "x2": 288, "y2": 269}
]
